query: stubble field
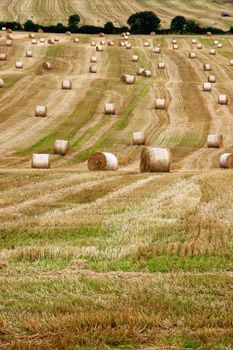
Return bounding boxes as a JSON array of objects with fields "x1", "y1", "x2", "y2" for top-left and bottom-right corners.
[
  {"x1": 0, "y1": 29, "x2": 233, "y2": 349},
  {"x1": 0, "y1": 0, "x2": 233, "y2": 29}
]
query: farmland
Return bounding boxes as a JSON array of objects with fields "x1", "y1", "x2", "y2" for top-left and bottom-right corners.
[
  {"x1": 0, "y1": 22, "x2": 233, "y2": 350},
  {"x1": 0, "y1": 0, "x2": 233, "y2": 29}
]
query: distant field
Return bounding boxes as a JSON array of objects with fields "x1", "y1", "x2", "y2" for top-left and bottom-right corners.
[
  {"x1": 0, "y1": 0, "x2": 233, "y2": 29},
  {"x1": 0, "y1": 30, "x2": 233, "y2": 349}
]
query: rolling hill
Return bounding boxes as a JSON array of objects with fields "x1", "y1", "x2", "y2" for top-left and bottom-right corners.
[{"x1": 0, "y1": 0, "x2": 233, "y2": 29}]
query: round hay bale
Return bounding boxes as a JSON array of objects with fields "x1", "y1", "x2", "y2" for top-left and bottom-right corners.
[
  {"x1": 214, "y1": 40, "x2": 219, "y2": 46},
  {"x1": 158, "y1": 62, "x2": 165, "y2": 69},
  {"x1": 218, "y1": 95, "x2": 228, "y2": 105},
  {"x1": 32, "y1": 154, "x2": 50, "y2": 169},
  {"x1": 132, "y1": 55, "x2": 139, "y2": 62},
  {"x1": 42, "y1": 62, "x2": 52, "y2": 70},
  {"x1": 74, "y1": 38, "x2": 80, "y2": 43},
  {"x1": 122, "y1": 75, "x2": 136, "y2": 84},
  {"x1": 172, "y1": 39, "x2": 177, "y2": 44},
  {"x1": 155, "y1": 98, "x2": 166, "y2": 110},
  {"x1": 61, "y1": 79, "x2": 72, "y2": 90},
  {"x1": 104, "y1": 103, "x2": 116, "y2": 115},
  {"x1": 0, "y1": 78, "x2": 4, "y2": 88},
  {"x1": 91, "y1": 41, "x2": 96, "y2": 46},
  {"x1": 107, "y1": 41, "x2": 114, "y2": 46},
  {"x1": 38, "y1": 29, "x2": 43, "y2": 33},
  {"x1": 133, "y1": 131, "x2": 145, "y2": 145},
  {"x1": 208, "y1": 75, "x2": 216, "y2": 83},
  {"x1": 0, "y1": 53, "x2": 7, "y2": 61},
  {"x1": 189, "y1": 52, "x2": 196, "y2": 59},
  {"x1": 125, "y1": 75, "x2": 136, "y2": 85},
  {"x1": 31, "y1": 39, "x2": 37, "y2": 45},
  {"x1": 140, "y1": 147, "x2": 171, "y2": 173},
  {"x1": 230, "y1": 59, "x2": 233, "y2": 66},
  {"x1": 1, "y1": 27, "x2": 6, "y2": 31},
  {"x1": 26, "y1": 50, "x2": 33, "y2": 57},
  {"x1": 142, "y1": 69, "x2": 152, "y2": 77},
  {"x1": 203, "y1": 82, "x2": 212, "y2": 91},
  {"x1": 99, "y1": 33, "x2": 105, "y2": 37},
  {"x1": 47, "y1": 38, "x2": 54, "y2": 44},
  {"x1": 15, "y1": 61, "x2": 23, "y2": 69},
  {"x1": 204, "y1": 63, "x2": 211, "y2": 71},
  {"x1": 207, "y1": 31, "x2": 212, "y2": 37},
  {"x1": 53, "y1": 140, "x2": 70, "y2": 156},
  {"x1": 89, "y1": 65, "x2": 97, "y2": 73},
  {"x1": 66, "y1": 31, "x2": 71, "y2": 36},
  {"x1": 207, "y1": 134, "x2": 223, "y2": 148},
  {"x1": 6, "y1": 33, "x2": 13, "y2": 40},
  {"x1": 40, "y1": 38, "x2": 45, "y2": 43},
  {"x1": 90, "y1": 56, "x2": 97, "y2": 63},
  {"x1": 29, "y1": 33, "x2": 35, "y2": 39},
  {"x1": 153, "y1": 47, "x2": 161, "y2": 54},
  {"x1": 197, "y1": 43, "x2": 203, "y2": 49},
  {"x1": 124, "y1": 35, "x2": 129, "y2": 40},
  {"x1": 125, "y1": 43, "x2": 132, "y2": 49},
  {"x1": 96, "y1": 45, "x2": 103, "y2": 52},
  {"x1": 137, "y1": 67, "x2": 144, "y2": 75},
  {"x1": 217, "y1": 43, "x2": 222, "y2": 48},
  {"x1": 173, "y1": 44, "x2": 178, "y2": 50},
  {"x1": 220, "y1": 153, "x2": 233, "y2": 168},
  {"x1": 6, "y1": 29, "x2": 12, "y2": 33},
  {"x1": 6, "y1": 39, "x2": 12, "y2": 46},
  {"x1": 100, "y1": 40, "x2": 106, "y2": 45},
  {"x1": 150, "y1": 31, "x2": 156, "y2": 36},
  {"x1": 126, "y1": 32, "x2": 130, "y2": 36},
  {"x1": 88, "y1": 152, "x2": 118, "y2": 171},
  {"x1": 144, "y1": 41, "x2": 151, "y2": 47},
  {"x1": 54, "y1": 38, "x2": 59, "y2": 42},
  {"x1": 192, "y1": 39, "x2": 197, "y2": 44},
  {"x1": 121, "y1": 32, "x2": 126, "y2": 37},
  {"x1": 210, "y1": 48, "x2": 216, "y2": 55},
  {"x1": 119, "y1": 41, "x2": 126, "y2": 47},
  {"x1": 35, "y1": 105, "x2": 47, "y2": 117}
]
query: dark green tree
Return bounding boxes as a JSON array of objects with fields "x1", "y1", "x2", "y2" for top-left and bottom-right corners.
[
  {"x1": 127, "y1": 11, "x2": 161, "y2": 34},
  {"x1": 56, "y1": 23, "x2": 65, "y2": 32},
  {"x1": 24, "y1": 20, "x2": 39, "y2": 32},
  {"x1": 170, "y1": 16, "x2": 187, "y2": 33},
  {"x1": 68, "y1": 14, "x2": 80, "y2": 28},
  {"x1": 79, "y1": 25, "x2": 103, "y2": 34},
  {"x1": 185, "y1": 19, "x2": 200, "y2": 33},
  {"x1": 104, "y1": 21, "x2": 114, "y2": 34}
]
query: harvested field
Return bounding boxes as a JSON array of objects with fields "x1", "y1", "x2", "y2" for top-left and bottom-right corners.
[
  {"x1": 0, "y1": 0, "x2": 233, "y2": 29},
  {"x1": 0, "y1": 30, "x2": 233, "y2": 350}
]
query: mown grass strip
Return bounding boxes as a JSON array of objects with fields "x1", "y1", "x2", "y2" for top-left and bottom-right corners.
[
  {"x1": 0, "y1": 225, "x2": 108, "y2": 248},
  {"x1": 17, "y1": 79, "x2": 110, "y2": 155},
  {"x1": 17, "y1": 46, "x2": 123, "y2": 156},
  {"x1": 76, "y1": 80, "x2": 152, "y2": 162},
  {"x1": 89, "y1": 254, "x2": 233, "y2": 273}
]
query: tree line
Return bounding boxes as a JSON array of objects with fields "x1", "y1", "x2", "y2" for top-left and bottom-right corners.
[{"x1": 0, "y1": 11, "x2": 232, "y2": 35}]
